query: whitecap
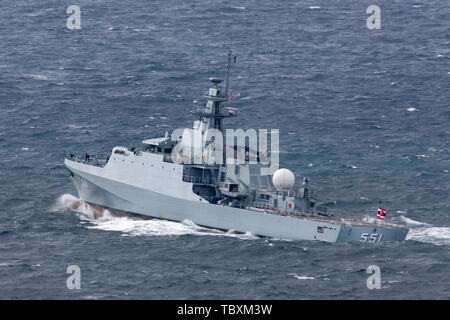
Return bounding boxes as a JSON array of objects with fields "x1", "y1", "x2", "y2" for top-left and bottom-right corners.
[
  {"x1": 29, "y1": 74, "x2": 49, "y2": 81},
  {"x1": 66, "y1": 124, "x2": 83, "y2": 129},
  {"x1": 0, "y1": 262, "x2": 15, "y2": 267},
  {"x1": 290, "y1": 273, "x2": 315, "y2": 280},
  {"x1": 407, "y1": 107, "x2": 419, "y2": 112}
]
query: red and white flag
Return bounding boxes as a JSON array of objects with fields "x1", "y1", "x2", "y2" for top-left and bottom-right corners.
[{"x1": 377, "y1": 207, "x2": 386, "y2": 220}]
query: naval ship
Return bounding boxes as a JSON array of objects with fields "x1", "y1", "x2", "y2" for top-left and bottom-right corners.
[{"x1": 64, "y1": 51, "x2": 408, "y2": 243}]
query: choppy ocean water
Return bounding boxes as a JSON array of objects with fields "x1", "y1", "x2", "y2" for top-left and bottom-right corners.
[{"x1": 0, "y1": 0, "x2": 449, "y2": 299}]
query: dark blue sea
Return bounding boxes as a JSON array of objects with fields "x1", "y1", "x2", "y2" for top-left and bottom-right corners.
[{"x1": 0, "y1": 0, "x2": 449, "y2": 299}]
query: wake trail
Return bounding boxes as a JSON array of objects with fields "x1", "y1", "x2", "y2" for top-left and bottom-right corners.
[{"x1": 53, "y1": 194, "x2": 258, "y2": 240}]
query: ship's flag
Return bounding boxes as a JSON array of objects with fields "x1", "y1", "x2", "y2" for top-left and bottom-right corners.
[
  {"x1": 230, "y1": 92, "x2": 233, "y2": 100},
  {"x1": 377, "y1": 207, "x2": 386, "y2": 220}
]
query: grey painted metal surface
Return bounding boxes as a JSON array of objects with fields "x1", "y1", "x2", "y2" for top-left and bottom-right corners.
[
  {"x1": 64, "y1": 52, "x2": 408, "y2": 243},
  {"x1": 64, "y1": 157, "x2": 408, "y2": 242}
]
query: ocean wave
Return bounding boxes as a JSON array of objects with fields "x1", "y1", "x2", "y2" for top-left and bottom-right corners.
[
  {"x1": 28, "y1": 74, "x2": 49, "y2": 81},
  {"x1": 406, "y1": 227, "x2": 450, "y2": 246},
  {"x1": 290, "y1": 273, "x2": 316, "y2": 280},
  {"x1": 399, "y1": 216, "x2": 431, "y2": 227},
  {"x1": 54, "y1": 194, "x2": 258, "y2": 240}
]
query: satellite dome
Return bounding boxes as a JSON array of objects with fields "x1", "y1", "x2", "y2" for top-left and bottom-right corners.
[{"x1": 272, "y1": 168, "x2": 296, "y2": 190}]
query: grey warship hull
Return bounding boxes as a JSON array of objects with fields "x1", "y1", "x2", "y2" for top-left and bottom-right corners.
[
  {"x1": 65, "y1": 159, "x2": 408, "y2": 243},
  {"x1": 65, "y1": 51, "x2": 408, "y2": 243}
]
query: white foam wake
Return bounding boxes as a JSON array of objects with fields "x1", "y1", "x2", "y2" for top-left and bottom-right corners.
[
  {"x1": 399, "y1": 216, "x2": 431, "y2": 227},
  {"x1": 53, "y1": 194, "x2": 258, "y2": 240},
  {"x1": 406, "y1": 227, "x2": 450, "y2": 246},
  {"x1": 394, "y1": 216, "x2": 450, "y2": 246},
  {"x1": 52, "y1": 194, "x2": 93, "y2": 218},
  {"x1": 389, "y1": 216, "x2": 450, "y2": 246}
]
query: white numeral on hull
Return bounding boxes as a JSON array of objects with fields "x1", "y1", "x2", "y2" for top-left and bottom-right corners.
[{"x1": 360, "y1": 233, "x2": 383, "y2": 242}]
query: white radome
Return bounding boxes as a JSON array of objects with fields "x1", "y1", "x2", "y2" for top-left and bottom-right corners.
[{"x1": 272, "y1": 168, "x2": 296, "y2": 190}]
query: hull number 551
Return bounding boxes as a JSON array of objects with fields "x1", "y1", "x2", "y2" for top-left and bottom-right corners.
[{"x1": 360, "y1": 233, "x2": 383, "y2": 242}]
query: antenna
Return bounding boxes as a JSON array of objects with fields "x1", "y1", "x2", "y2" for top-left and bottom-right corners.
[{"x1": 224, "y1": 49, "x2": 233, "y2": 98}]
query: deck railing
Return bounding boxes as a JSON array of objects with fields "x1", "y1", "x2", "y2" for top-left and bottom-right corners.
[
  {"x1": 182, "y1": 175, "x2": 219, "y2": 185},
  {"x1": 66, "y1": 154, "x2": 108, "y2": 168}
]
